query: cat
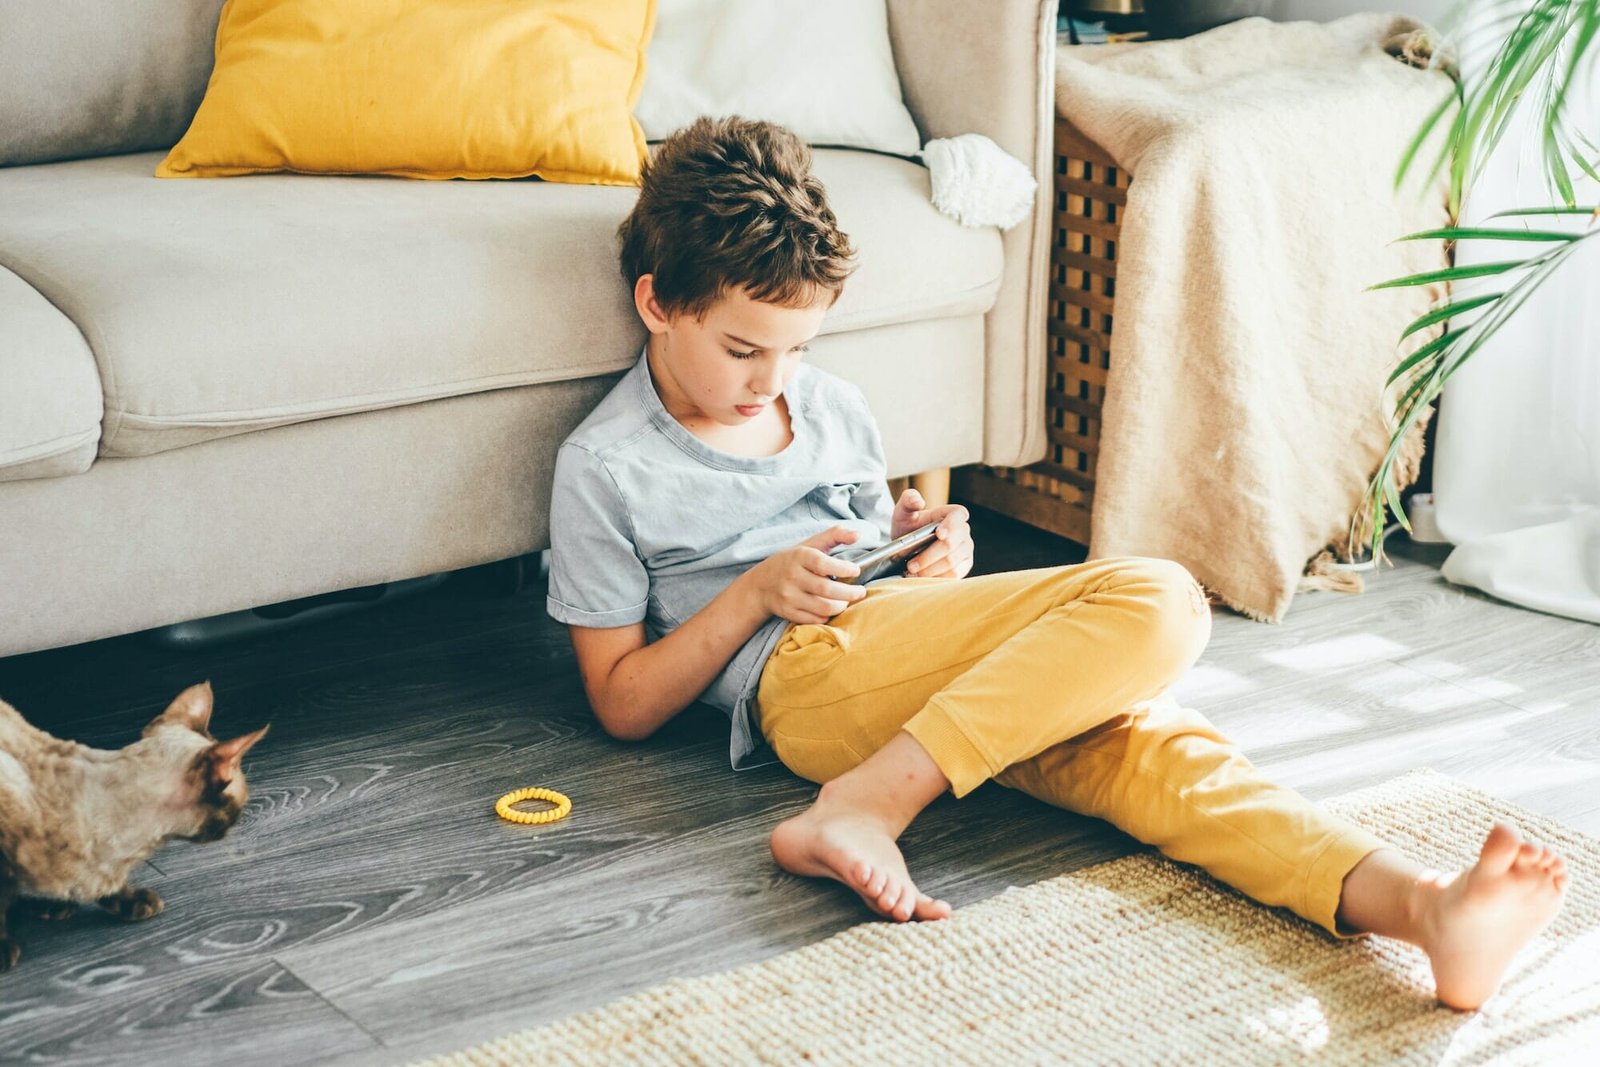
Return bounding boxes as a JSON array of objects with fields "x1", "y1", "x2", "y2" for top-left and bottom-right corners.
[{"x1": 0, "y1": 681, "x2": 268, "y2": 970}]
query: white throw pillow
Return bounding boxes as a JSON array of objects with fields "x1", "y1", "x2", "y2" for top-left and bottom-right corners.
[{"x1": 635, "y1": 0, "x2": 924, "y2": 156}]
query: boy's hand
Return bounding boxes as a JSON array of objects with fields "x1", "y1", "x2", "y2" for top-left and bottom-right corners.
[
  {"x1": 746, "y1": 525, "x2": 868, "y2": 625},
  {"x1": 892, "y1": 488, "x2": 974, "y2": 580}
]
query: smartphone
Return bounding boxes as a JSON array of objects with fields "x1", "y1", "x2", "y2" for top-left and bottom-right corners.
[{"x1": 834, "y1": 520, "x2": 942, "y2": 585}]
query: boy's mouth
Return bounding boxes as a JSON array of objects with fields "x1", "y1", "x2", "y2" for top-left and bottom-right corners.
[{"x1": 735, "y1": 404, "x2": 765, "y2": 417}]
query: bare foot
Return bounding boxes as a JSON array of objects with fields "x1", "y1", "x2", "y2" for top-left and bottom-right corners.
[
  {"x1": 770, "y1": 784, "x2": 952, "y2": 923},
  {"x1": 1416, "y1": 822, "x2": 1568, "y2": 1010}
]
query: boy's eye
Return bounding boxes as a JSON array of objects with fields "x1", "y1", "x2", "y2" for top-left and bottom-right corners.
[{"x1": 727, "y1": 349, "x2": 758, "y2": 360}]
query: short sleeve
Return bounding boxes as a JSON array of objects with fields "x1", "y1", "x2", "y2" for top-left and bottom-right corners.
[{"x1": 546, "y1": 444, "x2": 650, "y2": 628}]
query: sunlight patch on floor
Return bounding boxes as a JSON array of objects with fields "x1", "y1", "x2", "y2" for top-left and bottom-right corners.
[
  {"x1": 1259, "y1": 634, "x2": 1412, "y2": 671},
  {"x1": 1170, "y1": 664, "x2": 1259, "y2": 703},
  {"x1": 1269, "y1": 706, "x2": 1544, "y2": 786},
  {"x1": 1339, "y1": 668, "x2": 1485, "y2": 714},
  {"x1": 1226, "y1": 706, "x2": 1367, "y2": 749},
  {"x1": 1516, "y1": 699, "x2": 1576, "y2": 715},
  {"x1": 1466, "y1": 760, "x2": 1600, "y2": 800},
  {"x1": 1243, "y1": 994, "x2": 1330, "y2": 1052},
  {"x1": 1400, "y1": 656, "x2": 1528, "y2": 701},
  {"x1": 1438, "y1": 927, "x2": 1600, "y2": 1052}
]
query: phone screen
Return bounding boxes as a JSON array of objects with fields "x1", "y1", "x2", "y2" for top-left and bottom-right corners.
[{"x1": 835, "y1": 521, "x2": 941, "y2": 584}]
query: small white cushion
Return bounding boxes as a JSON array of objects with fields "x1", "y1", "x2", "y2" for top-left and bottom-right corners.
[{"x1": 635, "y1": 0, "x2": 923, "y2": 156}]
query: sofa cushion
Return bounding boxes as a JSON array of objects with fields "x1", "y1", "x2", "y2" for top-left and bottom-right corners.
[
  {"x1": 0, "y1": 149, "x2": 1001, "y2": 459},
  {"x1": 637, "y1": 0, "x2": 922, "y2": 156},
  {"x1": 0, "y1": 266, "x2": 102, "y2": 481},
  {"x1": 157, "y1": 0, "x2": 654, "y2": 185},
  {"x1": 0, "y1": 0, "x2": 226, "y2": 167}
]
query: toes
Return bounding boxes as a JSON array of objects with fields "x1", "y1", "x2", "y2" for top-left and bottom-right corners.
[
  {"x1": 1478, "y1": 822, "x2": 1521, "y2": 875},
  {"x1": 878, "y1": 883, "x2": 904, "y2": 917},
  {"x1": 914, "y1": 894, "x2": 954, "y2": 921},
  {"x1": 850, "y1": 860, "x2": 873, "y2": 888}
]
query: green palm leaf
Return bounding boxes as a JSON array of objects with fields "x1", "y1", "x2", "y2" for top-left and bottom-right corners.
[
  {"x1": 1365, "y1": 0, "x2": 1597, "y2": 565},
  {"x1": 1398, "y1": 226, "x2": 1580, "y2": 241},
  {"x1": 1398, "y1": 293, "x2": 1503, "y2": 340},
  {"x1": 1386, "y1": 328, "x2": 1468, "y2": 387},
  {"x1": 1490, "y1": 205, "x2": 1600, "y2": 217},
  {"x1": 1365, "y1": 223, "x2": 1596, "y2": 561},
  {"x1": 1367, "y1": 260, "x2": 1534, "y2": 290}
]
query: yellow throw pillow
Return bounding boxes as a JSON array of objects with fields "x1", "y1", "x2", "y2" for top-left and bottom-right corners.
[{"x1": 157, "y1": 0, "x2": 655, "y2": 184}]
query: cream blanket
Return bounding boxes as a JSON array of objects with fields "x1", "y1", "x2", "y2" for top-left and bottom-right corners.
[{"x1": 1056, "y1": 14, "x2": 1452, "y2": 621}]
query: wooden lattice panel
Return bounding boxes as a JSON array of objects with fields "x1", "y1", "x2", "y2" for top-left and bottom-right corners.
[{"x1": 953, "y1": 117, "x2": 1129, "y2": 546}]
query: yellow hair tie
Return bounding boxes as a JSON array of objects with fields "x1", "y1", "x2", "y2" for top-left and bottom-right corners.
[{"x1": 495, "y1": 787, "x2": 572, "y2": 825}]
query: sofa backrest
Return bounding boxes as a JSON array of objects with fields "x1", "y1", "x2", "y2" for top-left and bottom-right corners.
[{"x1": 0, "y1": 0, "x2": 226, "y2": 167}]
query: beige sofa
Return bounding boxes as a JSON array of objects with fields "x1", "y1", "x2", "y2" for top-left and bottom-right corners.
[{"x1": 0, "y1": 1, "x2": 1059, "y2": 658}]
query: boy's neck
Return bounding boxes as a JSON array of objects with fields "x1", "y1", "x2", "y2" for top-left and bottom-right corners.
[
  {"x1": 644, "y1": 340, "x2": 793, "y2": 457},
  {"x1": 643, "y1": 338, "x2": 693, "y2": 425}
]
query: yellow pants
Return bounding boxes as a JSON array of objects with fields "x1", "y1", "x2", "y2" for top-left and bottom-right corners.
[{"x1": 755, "y1": 557, "x2": 1388, "y2": 937}]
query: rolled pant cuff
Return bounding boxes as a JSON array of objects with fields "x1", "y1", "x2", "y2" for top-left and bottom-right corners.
[
  {"x1": 1304, "y1": 825, "x2": 1391, "y2": 939},
  {"x1": 904, "y1": 697, "x2": 995, "y2": 799}
]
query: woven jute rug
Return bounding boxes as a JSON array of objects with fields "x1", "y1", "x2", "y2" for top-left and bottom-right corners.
[{"x1": 418, "y1": 771, "x2": 1600, "y2": 1066}]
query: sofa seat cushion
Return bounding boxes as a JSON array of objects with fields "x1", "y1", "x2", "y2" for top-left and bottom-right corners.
[
  {"x1": 0, "y1": 150, "x2": 1002, "y2": 459},
  {"x1": 0, "y1": 265, "x2": 102, "y2": 481}
]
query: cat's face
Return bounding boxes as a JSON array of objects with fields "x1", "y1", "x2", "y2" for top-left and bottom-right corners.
[{"x1": 141, "y1": 683, "x2": 269, "y2": 843}]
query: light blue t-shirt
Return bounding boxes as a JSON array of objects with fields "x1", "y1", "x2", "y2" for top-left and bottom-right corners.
[{"x1": 546, "y1": 351, "x2": 895, "y2": 769}]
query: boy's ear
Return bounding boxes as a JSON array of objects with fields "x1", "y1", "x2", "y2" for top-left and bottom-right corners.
[
  {"x1": 634, "y1": 274, "x2": 670, "y2": 333},
  {"x1": 146, "y1": 681, "x2": 215, "y2": 736}
]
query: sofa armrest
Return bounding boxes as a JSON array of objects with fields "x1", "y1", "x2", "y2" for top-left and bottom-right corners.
[{"x1": 887, "y1": 0, "x2": 1058, "y2": 469}]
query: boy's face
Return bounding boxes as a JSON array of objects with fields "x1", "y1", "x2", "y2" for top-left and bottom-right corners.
[{"x1": 636, "y1": 277, "x2": 829, "y2": 429}]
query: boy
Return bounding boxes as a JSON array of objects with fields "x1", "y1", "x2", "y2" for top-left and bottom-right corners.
[{"x1": 546, "y1": 116, "x2": 1568, "y2": 1011}]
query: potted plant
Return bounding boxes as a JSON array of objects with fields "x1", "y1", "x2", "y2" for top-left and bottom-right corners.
[{"x1": 1363, "y1": 0, "x2": 1598, "y2": 561}]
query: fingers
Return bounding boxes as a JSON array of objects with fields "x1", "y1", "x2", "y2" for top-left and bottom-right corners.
[
  {"x1": 788, "y1": 571, "x2": 865, "y2": 621},
  {"x1": 906, "y1": 520, "x2": 976, "y2": 578},
  {"x1": 773, "y1": 540, "x2": 871, "y2": 624},
  {"x1": 937, "y1": 504, "x2": 970, "y2": 531},
  {"x1": 813, "y1": 579, "x2": 864, "y2": 610},
  {"x1": 908, "y1": 548, "x2": 974, "y2": 579},
  {"x1": 906, "y1": 544, "x2": 943, "y2": 575},
  {"x1": 804, "y1": 552, "x2": 865, "y2": 605},
  {"x1": 802, "y1": 524, "x2": 860, "y2": 552},
  {"x1": 809, "y1": 547, "x2": 861, "y2": 583}
]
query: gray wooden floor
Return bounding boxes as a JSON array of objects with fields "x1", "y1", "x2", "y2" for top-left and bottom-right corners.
[{"x1": 1, "y1": 506, "x2": 1596, "y2": 1066}]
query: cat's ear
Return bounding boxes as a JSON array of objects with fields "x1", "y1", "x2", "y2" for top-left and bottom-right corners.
[
  {"x1": 146, "y1": 681, "x2": 215, "y2": 736},
  {"x1": 207, "y1": 724, "x2": 270, "y2": 784}
]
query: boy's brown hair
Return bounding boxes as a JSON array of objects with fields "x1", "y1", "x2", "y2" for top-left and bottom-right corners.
[{"x1": 618, "y1": 116, "x2": 856, "y2": 318}]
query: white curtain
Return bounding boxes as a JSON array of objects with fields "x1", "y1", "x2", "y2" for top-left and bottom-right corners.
[{"x1": 1432, "y1": 15, "x2": 1600, "y2": 623}]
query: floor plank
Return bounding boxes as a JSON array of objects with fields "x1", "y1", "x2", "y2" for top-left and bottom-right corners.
[{"x1": 1, "y1": 507, "x2": 1596, "y2": 1066}]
